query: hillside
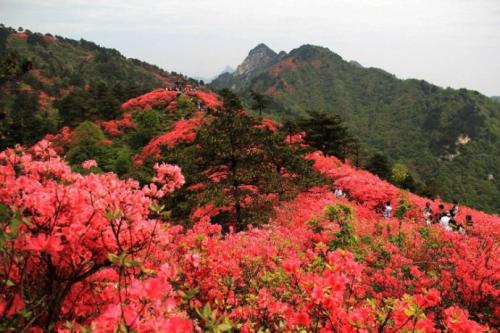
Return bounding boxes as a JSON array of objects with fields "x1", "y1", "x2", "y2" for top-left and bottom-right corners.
[
  {"x1": 1, "y1": 83, "x2": 499, "y2": 331},
  {"x1": 0, "y1": 25, "x2": 195, "y2": 149},
  {"x1": 212, "y1": 44, "x2": 500, "y2": 213}
]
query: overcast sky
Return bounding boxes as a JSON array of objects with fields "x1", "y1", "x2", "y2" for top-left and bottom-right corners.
[{"x1": 1, "y1": 0, "x2": 499, "y2": 95}]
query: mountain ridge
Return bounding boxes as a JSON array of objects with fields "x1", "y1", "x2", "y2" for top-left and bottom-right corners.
[{"x1": 212, "y1": 43, "x2": 500, "y2": 213}]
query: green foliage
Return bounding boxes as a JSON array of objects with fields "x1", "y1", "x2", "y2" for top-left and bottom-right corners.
[
  {"x1": 68, "y1": 121, "x2": 105, "y2": 147},
  {"x1": 394, "y1": 191, "x2": 413, "y2": 222},
  {"x1": 365, "y1": 153, "x2": 392, "y2": 181},
  {"x1": 196, "y1": 109, "x2": 322, "y2": 229},
  {"x1": 250, "y1": 90, "x2": 270, "y2": 116},
  {"x1": 126, "y1": 109, "x2": 170, "y2": 149},
  {"x1": 0, "y1": 89, "x2": 55, "y2": 149},
  {"x1": 324, "y1": 203, "x2": 357, "y2": 249},
  {"x1": 213, "y1": 44, "x2": 500, "y2": 213},
  {"x1": 65, "y1": 121, "x2": 132, "y2": 175},
  {"x1": 328, "y1": 220, "x2": 357, "y2": 250},
  {"x1": 295, "y1": 110, "x2": 356, "y2": 160},
  {"x1": 307, "y1": 217, "x2": 323, "y2": 233},
  {"x1": 324, "y1": 203, "x2": 354, "y2": 224},
  {"x1": 176, "y1": 95, "x2": 196, "y2": 113},
  {"x1": 56, "y1": 83, "x2": 122, "y2": 127},
  {"x1": 394, "y1": 191, "x2": 414, "y2": 240},
  {"x1": 161, "y1": 94, "x2": 325, "y2": 230},
  {"x1": 195, "y1": 303, "x2": 237, "y2": 333},
  {"x1": 391, "y1": 163, "x2": 408, "y2": 184}
]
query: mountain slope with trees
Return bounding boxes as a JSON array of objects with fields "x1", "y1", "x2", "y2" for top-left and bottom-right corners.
[
  {"x1": 212, "y1": 44, "x2": 500, "y2": 213},
  {"x1": 0, "y1": 24, "x2": 195, "y2": 149}
]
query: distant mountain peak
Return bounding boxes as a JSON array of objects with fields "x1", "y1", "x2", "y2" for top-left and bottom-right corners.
[
  {"x1": 249, "y1": 43, "x2": 276, "y2": 55},
  {"x1": 221, "y1": 65, "x2": 234, "y2": 74},
  {"x1": 234, "y1": 43, "x2": 278, "y2": 76}
]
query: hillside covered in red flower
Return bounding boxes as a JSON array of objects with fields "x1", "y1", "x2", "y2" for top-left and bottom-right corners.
[{"x1": 1, "y1": 85, "x2": 499, "y2": 333}]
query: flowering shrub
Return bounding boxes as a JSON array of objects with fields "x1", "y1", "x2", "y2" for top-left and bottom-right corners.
[
  {"x1": 99, "y1": 112, "x2": 136, "y2": 136},
  {"x1": 136, "y1": 116, "x2": 202, "y2": 162},
  {"x1": 0, "y1": 141, "x2": 190, "y2": 331},
  {"x1": 1, "y1": 140, "x2": 497, "y2": 332},
  {"x1": 188, "y1": 90, "x2": 222, "y2": 109},
  {"x1": 143, "y1": 163, "x2": 185, "y2": 198},
  {"x1": 43, "y1": 126, "x2": 73, "y2": 154},
  {"x1": 122, "y1": 89, "x2": 178, "y2": 111},
  {"x1": 81, "y1": 159, "x2": 97, "y2": 169},
  {"x1": 2, "y1": 86, "x2": 499, "y2": 332}
]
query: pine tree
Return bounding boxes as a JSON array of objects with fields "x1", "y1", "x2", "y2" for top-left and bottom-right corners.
[
  {"x1": 296, "y1": 110, "x2": 355, "y2": 160},
  {"x1": 365, "y1": 153, "x2": 392, "y2": 181},
  {"x1": 3, "y1": 90, "x2": 43, "y2": 148},
  {"x1": 250, "y1": 90, "x2": 269, "y2": 117},
  {"x1": 163, "y1": 92, "x2": 324, "y2": 230}
]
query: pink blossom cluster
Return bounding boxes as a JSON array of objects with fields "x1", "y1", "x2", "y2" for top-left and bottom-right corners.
[{"x1": 143, "y1": 163, "x2": 185, "y2": 198}]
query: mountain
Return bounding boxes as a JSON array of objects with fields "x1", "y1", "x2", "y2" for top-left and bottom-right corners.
[
  {"x1": 213, "y1": 43, "x2": 285, "y2": 91},
  {"x1": 212, "y1": 44, "x2": 500, "y2": 213},
  {"x1": 0, "y1": 25, "x2": 193, "y2": 148},
  {"x1": 492, "y1": 96, "x2": 500, "y2": 102},
  {"x1": 1, "y1": 27, "x2": 499, "y2": 333}
]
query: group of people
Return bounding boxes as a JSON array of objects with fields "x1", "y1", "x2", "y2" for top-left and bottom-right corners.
[
  {"x1": 166, "y1": 82, "x2": 195, "y2": 93},
  {"x1": 165, "y1": 85, "x2": 204, "y2": 111},
  {"x1": 422, "y1": 201, "x2": 472, "y2": 233},
  {"x1": 332, "y1": 186, "x2": 474, "y2": 235},
  {"x1": 381, "y1": 199, "x2": 473, "y2": 234}
]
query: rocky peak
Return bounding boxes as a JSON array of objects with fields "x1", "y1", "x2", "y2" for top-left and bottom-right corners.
[{"x1": 234, "y1": 43, "x2": 277, "y2": 76}]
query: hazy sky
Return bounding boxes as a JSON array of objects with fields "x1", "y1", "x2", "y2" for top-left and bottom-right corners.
[{"x1": 1, "y1": 0, "x2": 499, "y2": 95}]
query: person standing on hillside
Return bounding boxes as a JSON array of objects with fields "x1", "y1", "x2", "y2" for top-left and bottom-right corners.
[
  {"x1": 434, "y1": 204, "x2": 446, "y2": 224},
  {"x1": 423, "y1": 202, "x2": 433, "y2": 225},
  {"x1": 383, "y1": 201, "x2": 392, "y2": 219},
  {"x1": 334, "y1": 187, "x2": 346, "y2": 198},
  {"x1": 439, "y1": 213, "x2": 452, "y2": 231}
]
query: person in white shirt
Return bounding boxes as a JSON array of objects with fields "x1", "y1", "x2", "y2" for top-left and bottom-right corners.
[
  {"x1": 439, "y1": 213, "x2": 452, "y2": 231},
  {"x1": 334, "y1": 188, "x2": 345, "y2": 198},
  {"x1": 383, "y1": 201, "x2": 392, "y2": 219}
]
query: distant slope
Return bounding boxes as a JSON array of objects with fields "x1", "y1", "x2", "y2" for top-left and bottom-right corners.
[
  {"x1": 212, "y1": 44, "x2": 500, "y2": 213},
  {"x1": 0, "y1": 25, "x2": 193, "y2": 148}
]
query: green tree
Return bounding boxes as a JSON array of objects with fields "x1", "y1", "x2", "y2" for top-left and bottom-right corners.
[
  {"x1": 250, "y1": 90, "x2": 269, "y2": 117},
  {"x1": 89, "y1": 82, "x2": 121, "y2": 120},
  {"x1": 297, "y1": 111, "x2": 355, "y2": 160},
  {"x1": 2, "y1": 90, "x2": 44, "y2": 148},
  {"x1": 164, "y1": 92, "x2": 323, "y2": 230},
  {"x1": 391, "y1": 163, "x2": 409, "y2": 184},
  {"x1": 56, "y1": 88, "x2": 92, "y2": 126},
  {"x1": 66, "y1": 121, "x2": 106, "y2": 166},
  {"x1": 365, "y1": 153, "x2": 392, "y2": 181}
]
